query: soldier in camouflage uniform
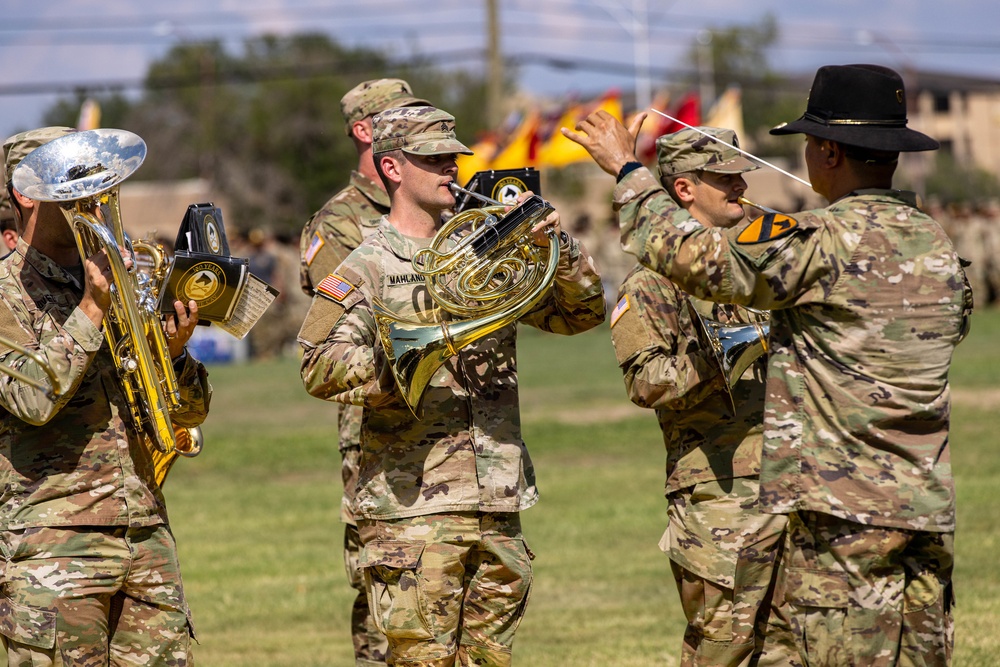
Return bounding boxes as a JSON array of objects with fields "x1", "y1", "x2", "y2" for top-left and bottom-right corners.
[
  {"x1": 567, "y1": 64, "x2": 972, "y2": 667},
  {"x1": 0, "y1": 128, "x2": 212, "y2": 665},
  {"x1": 299, "y1": 78, "x2": 427, "y2": 667},
  {"x1": 610, "y1": 127, "x2": 785, "y2": 666},
  {"x1": 298, "y1": 105, "x2": 605, "y2": 666}
]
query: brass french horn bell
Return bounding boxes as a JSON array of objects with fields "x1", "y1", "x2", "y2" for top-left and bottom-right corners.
[{"x1": 373, "y1": 182, "x2": 558, "y2": 417}]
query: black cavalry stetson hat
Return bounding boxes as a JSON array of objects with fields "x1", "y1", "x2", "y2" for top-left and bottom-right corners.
[{"x1": 770, "y1": 64, "x2": 939, "y2": 152}]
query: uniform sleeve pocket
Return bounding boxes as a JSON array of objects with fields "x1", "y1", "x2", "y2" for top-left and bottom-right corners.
[
  {"x1": 0, "y1": 596, "x2": 57, "y2": 649},
  {"x1": 784, "y1": 567, "x2": 850, "y2": 608}
]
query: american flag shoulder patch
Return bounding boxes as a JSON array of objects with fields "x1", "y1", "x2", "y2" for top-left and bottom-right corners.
[
  {"x1": 304, "y1": 231, "x2": 325, "y2": 265},
  {"x1": 316, "y1": 274, "x2": 355, "y2": 302},
  {"x1": 610, "y1": 295, "x2": 630, "y2": 327}
]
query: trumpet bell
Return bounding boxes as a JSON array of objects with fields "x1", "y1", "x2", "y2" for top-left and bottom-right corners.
[
  {"x1": 12, "y1": 129, "x2": 146, "y2": 203},
  {"x1": 699, "y1": 318, "x2": 770, "y2": 388}
]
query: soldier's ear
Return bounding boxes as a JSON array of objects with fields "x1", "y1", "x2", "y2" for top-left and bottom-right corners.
[
  {"x1": 379, "y1": 154, "x2": 403, "y2": 185},
  {"x1": 351, "y1": 118, "x2": 373, "y2": 145},
  {"x1": 674, "y1": 176, "x2": 697, "y2": 205}
]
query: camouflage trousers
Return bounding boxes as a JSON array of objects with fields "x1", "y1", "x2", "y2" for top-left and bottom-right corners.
[
  {"x1": 341, "y1": 401, "x2": 391, "y2": 665},
  {"x1": 758, "y1": 511, "x2": 955, "y2": 667},
  {"x1": 357, "y1": 512, "x2": 533, "y2": 666},
  {"x1": 662, "y1": 477, "x2": 787, "y2": 667},
  {"x1": 342, "y1": 443, "x2": 389, "y2": 666},
  {"x1": 0, "y1": 524, "x2": 193, "y2": 667}
]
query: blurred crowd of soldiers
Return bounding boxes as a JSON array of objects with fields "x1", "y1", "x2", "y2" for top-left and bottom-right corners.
[{"x1": 930, "y1": 197, "x2": 1000, "y2": 306}]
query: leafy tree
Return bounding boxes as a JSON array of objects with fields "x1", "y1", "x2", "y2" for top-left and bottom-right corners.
[
  {"x1": 924, "y1": 150, "x2": 1000, "y2": 205},
  {"x1": 682, "y1": 14, "x2": 804, "y2": 158},
  {"x1": 43, "y1": 34, "x2": 492, "y2": 236}
]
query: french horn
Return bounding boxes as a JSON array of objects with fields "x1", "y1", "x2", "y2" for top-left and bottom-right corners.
[
  {"x1": 373, "y1": 182, "x2": 558, "y2": 417},
  {"x1": 12, "y1": 129, "x2": 181, "y2": 454}
]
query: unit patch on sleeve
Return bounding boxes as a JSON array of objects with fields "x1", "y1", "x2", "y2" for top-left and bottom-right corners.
[
  {"x1": 736, "y1": 213, "x2": 799, "y2": 244},
  {"x1": 316, "y1": 274, "x2": 355, "y2": 302},
  {"x1": 304, "y1": 231, "x2": 325, "y2": 265}
]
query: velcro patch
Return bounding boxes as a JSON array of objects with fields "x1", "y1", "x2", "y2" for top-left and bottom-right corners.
[
  {"x1": 304, "y1": 231, "x2": 324, "y2": 266},
  {"x1": 737, "y1": 213, "x2": 799, "y2": 244},
  {"x1": 610, "y1": 295, "x2": 631, "y2": 327},
  {"x1": 316, "y1": 274, "x2": 355, "y2": 302}
]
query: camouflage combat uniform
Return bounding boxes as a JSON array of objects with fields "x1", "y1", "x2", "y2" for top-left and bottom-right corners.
[
  {"x1": 0, "y1": 238, "x2": 212, "y2": 666},
  {"x1": 611, "y1": 255, "x2": 785, "y2": 666},
  {"x1": 298, "y1": 215, "x2": 606, "y2": 664},
  {"x1": 300, "y1": 171, "x2": 390, "y2": 666},
  {"x1": 299, "y1": 78, "x2": 426, "y2": 667},
  {"x1": 614, "y1": 165, "x2": 972, "y2": 667}
]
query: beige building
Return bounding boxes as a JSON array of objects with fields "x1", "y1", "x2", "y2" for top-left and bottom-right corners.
[
  {"x1": 118, "y1": 178, "x2": 232, "y2": 246},
  {"x1": 910, "y1": 70, "x2": 1000, "y2": 176}
]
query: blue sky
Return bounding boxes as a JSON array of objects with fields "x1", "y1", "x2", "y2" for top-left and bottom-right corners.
[{"x1": 2, "y1": 0, "x2": 998, "y2": 140}]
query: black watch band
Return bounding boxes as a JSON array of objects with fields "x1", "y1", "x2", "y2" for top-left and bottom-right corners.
[{"x1": 616, "y1": 161, "x2": 642, "y2": 183}]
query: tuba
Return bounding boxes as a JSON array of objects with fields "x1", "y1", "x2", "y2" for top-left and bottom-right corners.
[
  {"x1": 133, "y1": 235, "x2": 205, "y2": 487},
  {"x1": 374, "y1": 182, "x2": 558, "y2": 416},
  {"x1": 12, "y1": 129, "x2": 181, "y2": 454}
]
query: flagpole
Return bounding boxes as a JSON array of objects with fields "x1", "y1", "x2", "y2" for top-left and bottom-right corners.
[{"x1": 649, "y1": 108, "x2": 813, "y2": 189}]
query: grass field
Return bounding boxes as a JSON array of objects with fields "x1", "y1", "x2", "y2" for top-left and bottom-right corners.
[{"x1": 6, "y1": 308, "x2": 998, "y2": 666}]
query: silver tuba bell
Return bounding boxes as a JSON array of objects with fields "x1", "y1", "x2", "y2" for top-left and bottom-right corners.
[{"x1": 12, "y1": 129, "x2": 181, "y2": 454}]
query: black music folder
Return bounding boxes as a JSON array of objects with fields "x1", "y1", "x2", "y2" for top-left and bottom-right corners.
[
  {"x1": 456, "y1": 168, "x2": 542, "y2": 212},
  {"x1": 175, "y1": 202, "x2": 230, "y2": 255}
]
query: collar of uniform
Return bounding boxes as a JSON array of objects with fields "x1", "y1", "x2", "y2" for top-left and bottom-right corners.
[
  {"x1": 349, "y1": 170, "x2": 390, "y2": 209},
  {"x1": 18, "y1": 237, "x2": 79, "y2": 286},
  {"x1": 377, "y1": 216, "x2": 437, "y2": 262},
  {"x1": 835, "y1": 188, "x2": 920, "y2": 208}
]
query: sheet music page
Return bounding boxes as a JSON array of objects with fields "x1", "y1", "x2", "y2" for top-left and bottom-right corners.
[{"x1": 214, "y1": 273, "x2": 279, "y2": 340}]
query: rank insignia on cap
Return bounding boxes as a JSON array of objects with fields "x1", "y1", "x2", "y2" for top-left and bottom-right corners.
[
  {"x1": 304, "y1": 231, "x2": 325, "y2": 265},
  {"x1": 316, "y1": 274, "x2": 355, "y2": 302},
  {"x1": 737, "y1": 213, "x2": 799, "y2": 244},
  {"x1": 610, "y1": 295, "x2": 631, "y2": 327}
]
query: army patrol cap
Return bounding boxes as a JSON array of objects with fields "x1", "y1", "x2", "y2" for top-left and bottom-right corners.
[
  {"x1": 371, "y1": 105, "x2": 473, "y2": 156},
  {"x1": 341, "y1": 78, "x2": 428, "y2": 135},
  {"x1": 3, "y1": 126, "x2": 76, "y2": 188},
  {"x1": 656, "y1": 127, "x2": 759, "y2": 177}
]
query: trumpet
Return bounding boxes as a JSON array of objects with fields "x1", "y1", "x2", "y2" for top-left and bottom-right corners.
[
  {"x1": 12, "y1": 129, "x2": 181, "y2": 454},
  {"x1": 738, "y1": 196, "x2": 781, "y2": 215},
  {"x1": 690, "y1": 301, "x2": 770, "y2": 412},
  {"x1": 373, "y1": 182, "x2": 558, "y2": 416}
]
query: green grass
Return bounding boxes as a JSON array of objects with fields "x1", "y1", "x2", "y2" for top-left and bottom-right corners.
[{"x1": 4, "y1": 309, "x2": 998, "y2": 666}]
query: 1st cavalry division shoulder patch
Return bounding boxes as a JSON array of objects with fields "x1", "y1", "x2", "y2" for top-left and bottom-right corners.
[
  {"x1": 316, "y1": 274, "x2": 355, "y2": 302},
  {"x1": 736, "y1": 213, "x2": 798, "y2": 244}
]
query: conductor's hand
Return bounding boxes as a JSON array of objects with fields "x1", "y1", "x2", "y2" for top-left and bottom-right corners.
[
  {"x1": 561, "y1": 110, "x2": 647, "y2": 177},
  {"x1": 80, "y1": 247, "x2": 132, "y2": 328},
  {"x1": 163, "y1": 300, "x2": 199, "y2": 360}
]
